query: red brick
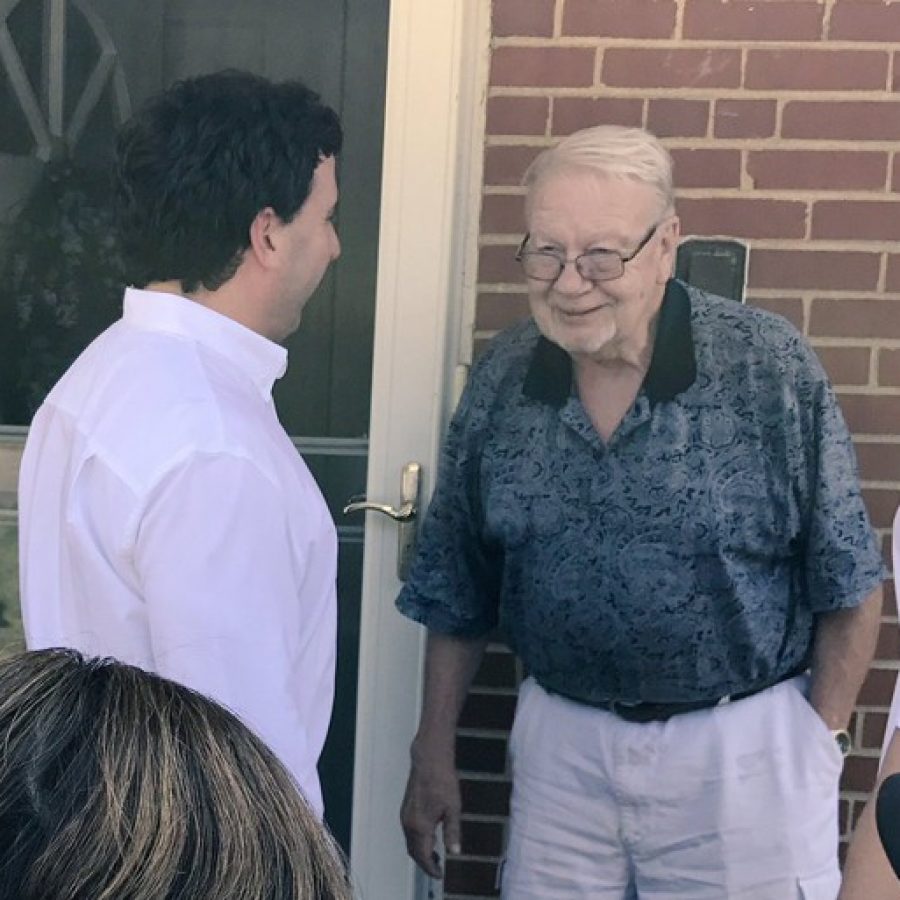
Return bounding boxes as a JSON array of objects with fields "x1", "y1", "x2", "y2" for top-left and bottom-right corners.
[
  {"x1": 678, "y1": 198, "x2": 806, "y2": 241},
  {"x1": 895, "y1": 51, "x2": 900, "y2": 92},
  {"x1": 493, "y1": 0, "x2": 555, "y2": 37},
  {"x1": 886, "y1": 581, "x2": 897, "y2": 616},
  {"x1": 670, "y1": 149, "x2": 741, "y2": 189},
  {"x1": 893, "y1": 156, "x2": 900, "y2": 192},
  {"x1": 746, "y1": 297, "x2": 804, "y2": 332},
  {"x1": 460, "y1": 820, "x2": 505, "y2": 857},
  {"x1": 749, "y1": 250, "x2": 879, "y2": 291},
  {"x1": 445, "y1": 859, "x2": 500, "y2": 895},
  {"x1": 475, "y1": 293, "x2": 531, "y2": 331},
  {"x1": 460, "y1": 777, "x2": 512, "y2": 816},
  {"x1": 552, "y1": 97, "x2": 644, "y2": 136},
  {"x1": 602, "y1": 48, "x2": 741, "y2": 89},
  {"x1": 459, "y1": 691, "x2": 518, "y2": 731},
  {"x1": 457, "y1": 735, "x2": 508, "y2": 775},
  {"x1": 877, "y1": 625, "x2": 900, "y2": 669},
  {"x1": 812, "y1": 201, "x2": 900, "y2": 242},
  {"x1": 858, "y1": 666, "x2": 898, "y2": 707},
  {"x1": 839, "y1": 837, "x2": 849, "y2": 865},
  {"x1": 484, "y1": 145, "x2": 543, "y2": 187},
  {"x1": 842, "y1": 754, "x2": 879, "y2": 794},
  {"x1": 810, "y1": 297, "x2": 900, "y2": 340},
  {"x1": 782, "y1": 102, "x2": 900, "y2": 141},
  {"x1": 840, "y1": 394, "x2": 900, "y2": 436},
  {"x1": 863, "y1": 711, "x2": 889, "y2": 752},
  {"x1": 747, "y1": 151, "x2": 887, "y2": 192},
  {"x1": 684, "y1": 0, "x2": 823, "y2": 41},
  {"x1": 889, "y1": 255, "x2": 900, "y2": 293},
  {"x1": 563, "y1": 0, "x2": 677, "y2": 38},
  {"x1": 855, "y1": 440, "x2": 900, "y2": 482},
  {"x1": 491, "y1": 47, "x2": 596, "y2": 88},
  {"x1": 745, "y1": 50, "x2": 888, "y2": 91},
  {"x1": 481, "y1": 194, "x2": 526, "y2": 235},
  {"x1": 840, "y1": 796, "x2": 851, "y2": 836},
  {"x1": 486, "y1": 96, "x2": 549, "y2": 136},
  {"x1": 878, "y1": 349, "x2": 900, "y2": 388},
  {"x1": 472, "y1": 646, "x2": 519, "y2": 688},
  {"x1": 829, "y1": 1, "x2": 900, "y2": 41},
  {"x1": 863, "y1": 488, "x2": 900, "y2": 529},
  {"x1": 813, "y1": 346, "x2": 871, "y2": 387},
  {"x1": 714, "y1": 99, "x2": 777, "y2": 139},
  {"x1": 646, "y1": 99, "x2": 709, "y2": 138},
  {"x1": 749, "y1": 251, "x2": 880, "y2": 291},
  {"x1": 479, "y1": 244, "x2": 522, "y2": 284}
]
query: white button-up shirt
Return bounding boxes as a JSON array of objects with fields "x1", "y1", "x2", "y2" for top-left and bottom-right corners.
[{"x1": 19, "y1": 287, "x2": 337, "y2": 815}]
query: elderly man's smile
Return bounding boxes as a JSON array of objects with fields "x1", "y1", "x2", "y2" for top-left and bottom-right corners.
[{"x1": 556, "y1": 301, "x2": 611, "y2": 316}]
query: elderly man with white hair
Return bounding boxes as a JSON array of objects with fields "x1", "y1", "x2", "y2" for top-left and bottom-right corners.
[{"x1": 397, "y1": 124, "x2": 884, "y2": 899}]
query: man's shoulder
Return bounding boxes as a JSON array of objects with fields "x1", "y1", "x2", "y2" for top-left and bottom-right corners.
[
  {"x1": 50, "y1": 325, "x2": 216, "y2": 419},
  {"x1": 41, "y1": 326, "x2": 261, "y2": 488},
  {"x1": 449, "y1": 319, "x2": 541, "y2": 430},
  {"x1": 469, "y1": 318, "x2": 540, "y2": 387},
  {"x1": 687, "y1": 284, "x2": 820, "y2": 380},
  {"x1": 689, "y1": 285, "x2": 801, "y2": 344}
]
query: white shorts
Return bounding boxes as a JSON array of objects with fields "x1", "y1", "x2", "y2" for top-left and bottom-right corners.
[{"x1": 501, "y1": 676, "x2": 843, "y2": 899}]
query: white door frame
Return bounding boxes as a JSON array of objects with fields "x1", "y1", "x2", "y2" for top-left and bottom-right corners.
[{"x1": 350, "y1": 1, "x2": 491, "y2": 898}]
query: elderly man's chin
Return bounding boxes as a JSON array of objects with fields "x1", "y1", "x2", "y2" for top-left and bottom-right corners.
[{"x1": 534, "y1": 312, "x2": 618, "y2": 359}]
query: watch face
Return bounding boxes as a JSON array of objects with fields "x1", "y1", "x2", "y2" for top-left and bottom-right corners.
[{"x1": 834, "y1": 730, "x2": 852, "y2": 757}]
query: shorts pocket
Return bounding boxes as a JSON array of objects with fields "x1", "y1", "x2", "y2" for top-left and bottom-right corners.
[{"x1": 788, "y1": 682, "x2": 845, "y2": 773}]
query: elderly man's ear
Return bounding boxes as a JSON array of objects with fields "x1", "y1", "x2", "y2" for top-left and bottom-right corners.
[{"x1": 657, "y1": 215, "x2": 681, "y2": 284}]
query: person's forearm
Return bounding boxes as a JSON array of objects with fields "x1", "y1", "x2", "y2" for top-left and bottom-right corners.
[
  {"x1": 402, "y1": 630, "x2": 489, "y2": 872},
  {"x1": 412, "y1": 631, "x2": 489, "y2": 761},
  {"x1": 809, "y1": 586, "x2": 882, "y2": 730},
  {"x1": 840, "y1": 727, "x2": 900, "y2": 899}
]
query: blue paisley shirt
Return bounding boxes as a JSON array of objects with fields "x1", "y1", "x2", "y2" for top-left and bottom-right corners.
[{"x1": 396, "y1": 280, "x2": 885, "y2": 704}]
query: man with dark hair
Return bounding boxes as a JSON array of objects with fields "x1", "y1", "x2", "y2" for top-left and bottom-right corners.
[{"x1": 18, "y1": 70, "x2": 343, "y2": 816}]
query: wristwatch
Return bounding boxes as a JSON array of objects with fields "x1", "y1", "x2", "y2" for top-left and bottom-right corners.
[{"x1": 832, "y1": 728, "x2": 852, "y2": 758}]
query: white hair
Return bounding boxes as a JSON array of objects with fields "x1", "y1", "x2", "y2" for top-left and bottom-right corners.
[{"x1": 524, "y1": 125, "x2": 675, "y2": 214}]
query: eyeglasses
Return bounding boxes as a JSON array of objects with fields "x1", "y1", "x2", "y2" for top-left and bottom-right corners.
[{"x1": 515, "y1": 220, "x2": 663, "y2": 283}]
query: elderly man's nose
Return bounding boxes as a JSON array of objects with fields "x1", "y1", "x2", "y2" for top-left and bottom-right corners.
[{"x1": 555, "y1": 258, "x2": 590, "y2": 292}]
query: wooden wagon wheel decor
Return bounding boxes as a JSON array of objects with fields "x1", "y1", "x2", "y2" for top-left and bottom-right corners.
[{"x1": 0, "y1": 0, "x2": 131, "y2": 161}]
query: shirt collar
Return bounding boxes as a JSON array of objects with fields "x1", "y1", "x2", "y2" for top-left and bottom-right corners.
[
  {"x1": 522, "y1": 278, "x2": 696, "y2": 408},
  {"x1": 122, "y1": 287, "x2": 288, "y2": 397}
]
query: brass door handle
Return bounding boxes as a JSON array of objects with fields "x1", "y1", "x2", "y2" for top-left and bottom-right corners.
[{"x1": 343, "y1": 462, "x2": 421, "y2": 580}]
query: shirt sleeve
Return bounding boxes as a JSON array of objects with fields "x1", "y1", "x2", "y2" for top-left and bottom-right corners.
[
  {"x1": 799, "y1": 351, "x2": 886, "y2": 613},
  {"x1": 132, "y1": 452, "x2": 330, "y2": 813},
  {"x1": 396, "y1": 373, "x2": 501, "y2": 637}
]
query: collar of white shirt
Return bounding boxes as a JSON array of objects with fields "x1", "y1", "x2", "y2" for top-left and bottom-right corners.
[{"x1": 122, "y1": 287, "x2": 288, "y2": 399}]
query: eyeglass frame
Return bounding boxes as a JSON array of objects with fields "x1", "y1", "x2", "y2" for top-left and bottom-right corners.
[{"x1": 515, "y1": 218, "x2": 666, "y2": 284}]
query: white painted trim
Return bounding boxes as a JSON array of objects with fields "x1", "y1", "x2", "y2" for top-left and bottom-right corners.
[{"x1": 350, "y1": 1, "x2": 491, "y2": 898}]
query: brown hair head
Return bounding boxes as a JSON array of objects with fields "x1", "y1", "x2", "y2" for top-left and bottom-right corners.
[{"x1": 0, "y1": 648, "x2": 352, "y2": 899}]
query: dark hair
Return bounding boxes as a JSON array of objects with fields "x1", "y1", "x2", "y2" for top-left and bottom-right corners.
[
  {"x1": 0, "y1": 648, "x2": 352, "y2": 900},
  {"x1": 114, "y1": 69, "x2": 342, "y2": 292}
]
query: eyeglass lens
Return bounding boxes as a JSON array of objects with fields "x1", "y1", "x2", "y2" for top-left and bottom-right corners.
[{"x1": 521, "y1": 251, "x2": 623, "y2": 282}]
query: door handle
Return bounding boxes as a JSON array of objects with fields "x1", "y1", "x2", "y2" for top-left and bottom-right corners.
[
  {"x1": 343, "y1": 462, "x2": 421, "y2": 580},
  {"x1": 342, "y1": 500, "x2": 415, "y2": 521}
]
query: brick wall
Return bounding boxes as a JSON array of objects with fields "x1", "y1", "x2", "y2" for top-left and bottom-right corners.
[{"x1": 449, "y1": 0, "x2": 900, "y2": 895}]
